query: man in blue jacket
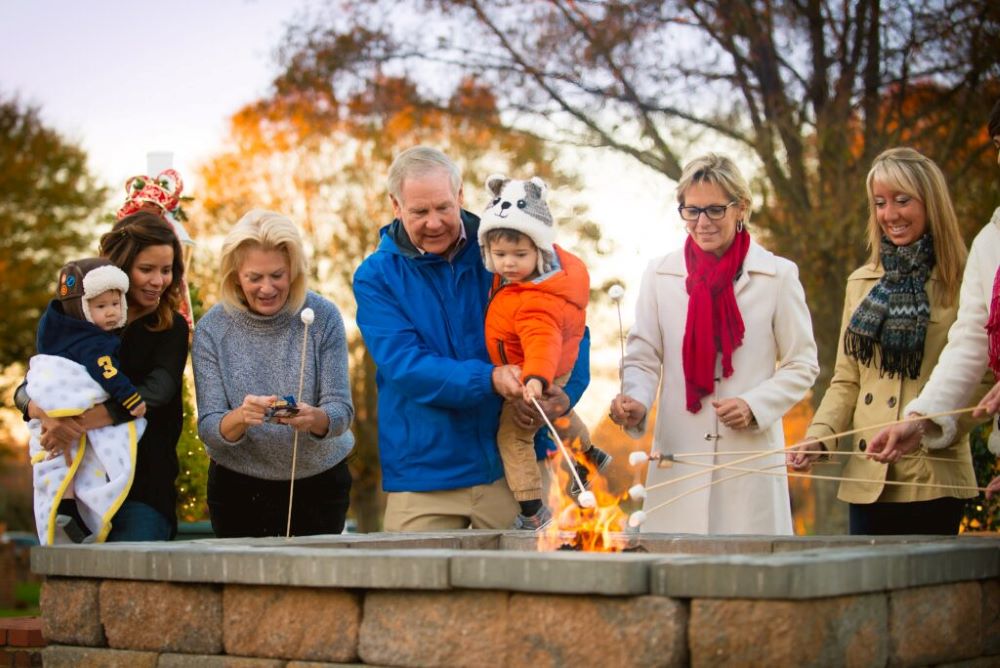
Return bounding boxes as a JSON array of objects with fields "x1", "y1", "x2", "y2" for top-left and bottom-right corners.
[{"x1": 354, "y1": 146, "x2": 590, "y2": 531}]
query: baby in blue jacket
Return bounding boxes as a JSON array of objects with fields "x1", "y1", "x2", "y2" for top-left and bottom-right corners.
[{"x1": 28, "y1": 257, "x2": 147, "y2": 544}]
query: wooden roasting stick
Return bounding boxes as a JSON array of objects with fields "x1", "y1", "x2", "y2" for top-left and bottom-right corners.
[{"x1": 644, "y1": 405, "x2": 980, "y2": 492}]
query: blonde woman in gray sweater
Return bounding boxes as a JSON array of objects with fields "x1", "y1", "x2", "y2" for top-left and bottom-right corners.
[{"x1": 193, "y1": 209, "x2": 354, "y2": 537}]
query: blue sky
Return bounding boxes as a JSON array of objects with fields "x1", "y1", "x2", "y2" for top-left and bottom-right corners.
[{"x1": 0, "y1": 0, "x2": 310, "y2": 192}]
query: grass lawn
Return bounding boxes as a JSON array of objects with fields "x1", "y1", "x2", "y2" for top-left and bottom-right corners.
[{"x1": 0, "y1": 581, "x2": 40, "y2": 617}]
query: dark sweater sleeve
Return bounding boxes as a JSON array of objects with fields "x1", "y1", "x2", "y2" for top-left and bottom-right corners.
[
  {"x1": 107, "y1": 315, "x2": 189, "y2": 425},
  {"x1": 131, "y1": 318, "x2": 188, "y2": 408},
  {"x1": 13, "y1": 380, "x2": 29, "y2": 420}
]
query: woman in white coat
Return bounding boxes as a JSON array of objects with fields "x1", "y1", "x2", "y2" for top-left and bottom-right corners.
[{"x1": 609, "y1": 153, "x2": 819, "y2": 534}]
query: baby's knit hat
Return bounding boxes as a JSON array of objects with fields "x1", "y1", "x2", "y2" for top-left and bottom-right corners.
[
  {"x1": 57, "y1": 258, "x2": 129, "y2": 328},
  {"x1": 478, "y1": 175, "x2": 556, "y2": 275}
]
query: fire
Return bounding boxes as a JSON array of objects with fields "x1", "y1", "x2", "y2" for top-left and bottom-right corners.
[{"x1": 536, "y1": 434, "x2": 630, "y2": 552}]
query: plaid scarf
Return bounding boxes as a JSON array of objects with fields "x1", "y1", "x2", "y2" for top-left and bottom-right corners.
[{"x1": 844, "y1": 234, "x2": 934, "y2": 379}]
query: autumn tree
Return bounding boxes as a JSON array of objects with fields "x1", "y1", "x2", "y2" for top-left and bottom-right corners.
[
  {"x1": 0, "y1": 93, "x2": 107, "y2": 367},
  {"x1": 193, "y1": 76, "x2": 603, "y2": 531},
  {"x1": 275, "y1": 0, "x2": 1000, "y2": 401}
]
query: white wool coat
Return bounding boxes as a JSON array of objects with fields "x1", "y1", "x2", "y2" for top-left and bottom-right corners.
[
  {"x1": 907, "y1": 207, "x2": 1000, "y2": 455},
  {"x1": 623, "y1": 241, "x2": 819, "y2": 534}
]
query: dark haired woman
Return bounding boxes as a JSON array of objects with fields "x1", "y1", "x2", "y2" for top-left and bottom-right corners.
[{"x1": 17, "y1": 211, "x2": 189, "y2": 540}]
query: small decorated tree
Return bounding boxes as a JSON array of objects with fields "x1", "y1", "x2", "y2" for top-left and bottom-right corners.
[{"x1": 174, "y1": 260, "x2": 209, "y2": 523}]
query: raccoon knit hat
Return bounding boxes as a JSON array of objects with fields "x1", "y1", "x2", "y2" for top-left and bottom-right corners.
[
  {"x1": 57, "y1": 257, "x2": 129, "y2": 328},
  {"x1": 478, "y1": 174, "x2": 557, "y2": 275}
]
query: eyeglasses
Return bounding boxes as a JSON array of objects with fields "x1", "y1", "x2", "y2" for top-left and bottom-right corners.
[{"x1": 678, "y1": 201, "x2": 737, "y2": 222}]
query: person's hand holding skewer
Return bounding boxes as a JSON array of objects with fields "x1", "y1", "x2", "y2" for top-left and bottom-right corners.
[
  {"x1": 512, "y1": 383, "x2": 569, "y2": 429},
  {"x1": 786, "y1": 438, "x2": 828, "y2": 470},
  {"x1": 610, "y1": 394, "x2": 646, "y2": 429}
]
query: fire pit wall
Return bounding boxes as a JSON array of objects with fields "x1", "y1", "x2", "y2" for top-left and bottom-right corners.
[{"x1": 32, "y1": 532, "x2": 1000, "y2": 667}]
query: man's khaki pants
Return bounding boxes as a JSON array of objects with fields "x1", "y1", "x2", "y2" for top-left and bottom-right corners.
[{"x1": 383, "y1": 477, "x2": 519, "y2": 531}]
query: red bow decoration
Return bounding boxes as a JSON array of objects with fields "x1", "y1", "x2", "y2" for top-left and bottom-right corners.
[{"x1": 117, "y1": 169, "x2": 184, "y2": 219}]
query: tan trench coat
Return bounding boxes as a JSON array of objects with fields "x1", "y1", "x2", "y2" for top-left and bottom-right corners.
[{"x1": 805, "y1": 264, "x2": 987, "y2": 504}]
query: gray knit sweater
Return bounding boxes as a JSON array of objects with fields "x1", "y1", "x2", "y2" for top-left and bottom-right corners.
[{"x1": 192, "y1": 291, "x2": 355, "y2": 480}]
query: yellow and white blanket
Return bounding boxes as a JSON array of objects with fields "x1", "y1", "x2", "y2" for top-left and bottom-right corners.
[{"x1": 27, "y1": 354, "x2": 145, "y2": 544}]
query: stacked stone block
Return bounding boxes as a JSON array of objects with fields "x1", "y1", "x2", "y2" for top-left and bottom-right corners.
[{"x1": 30, "y1": 532, "x2": 1000, "y2": 667}]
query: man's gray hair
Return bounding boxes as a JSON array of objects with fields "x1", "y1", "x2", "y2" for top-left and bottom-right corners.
[{"x1": 387, "y1": 146, "x2": 462, "y2": 203}]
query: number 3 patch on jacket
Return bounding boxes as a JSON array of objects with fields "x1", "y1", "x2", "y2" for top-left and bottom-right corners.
[{"x1": 96, "y1": 355, "x2": 118, "y2": 379}]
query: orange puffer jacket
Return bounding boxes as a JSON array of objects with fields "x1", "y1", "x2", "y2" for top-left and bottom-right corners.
[{"x1": 485, "y1": 245, "x2": 589, "y2": 386}]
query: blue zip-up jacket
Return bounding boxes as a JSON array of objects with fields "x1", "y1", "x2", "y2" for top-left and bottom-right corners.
[
  {"x1": 354, "y1": 211, "x2": 502, "y2": 491},
  {"x1": 355, "y1": 211, "x2": 590, "y2": 492}
]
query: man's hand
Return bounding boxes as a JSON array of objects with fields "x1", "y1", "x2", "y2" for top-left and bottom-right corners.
[
  {"x1": 491, "y1": 365, "x2": 523, "y2": 400},
  {"x1": 867, "y1": 417, "x2": 926, "y2": 464},
  {"x1": 512, "y1": 383, "x2": 570, "y2": 429},
  {"x1": 610, "y1": 394, "x2": 647, "y2": 429}
]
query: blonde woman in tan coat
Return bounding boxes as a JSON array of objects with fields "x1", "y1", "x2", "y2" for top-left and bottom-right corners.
[{"x1": 788, "y1": 148, "x2": 989, "y2": 535}]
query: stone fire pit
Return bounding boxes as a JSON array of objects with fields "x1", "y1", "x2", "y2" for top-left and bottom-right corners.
[{"x1": 32, "y1": 531, "x2": 1000, "y2": 666}]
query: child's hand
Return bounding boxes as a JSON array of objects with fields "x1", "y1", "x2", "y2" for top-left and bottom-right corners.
[
  {"x1": 130, "y1": 401, "x2": 147, "y2": 418},
  {"x1": 523, "y1": 379, "x2": 544, "y2": 403}
]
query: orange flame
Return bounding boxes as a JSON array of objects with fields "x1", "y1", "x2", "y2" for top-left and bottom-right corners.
[{"x1": 536, "y1": 435, "x2": 630, "y2": 552}]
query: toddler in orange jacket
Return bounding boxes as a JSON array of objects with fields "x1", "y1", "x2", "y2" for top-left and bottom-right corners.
[{"x1": 479, "y1": 175, "x2": 610, "y2": 530}]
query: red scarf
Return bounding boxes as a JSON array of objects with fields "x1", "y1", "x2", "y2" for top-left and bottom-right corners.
[
  {"x1": 988, "y1": 264, "x2": 1000, "y2": 379},
  {"x1": 682, "y1": 230, "x2": 751, "y2": 413}
]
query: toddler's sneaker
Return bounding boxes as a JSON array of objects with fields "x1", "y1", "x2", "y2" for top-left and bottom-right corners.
[
  {"x1": 513, "y1": 504, "x2": 553, "y2": 531},
  {"x1": 570, "y1": 445, "x2": 613, "y2": 495}
]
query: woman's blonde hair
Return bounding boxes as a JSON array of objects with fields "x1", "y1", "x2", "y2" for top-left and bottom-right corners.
[
  {"x1": 219, "y1": 209, "x2": 309, "y2": 314},
  {"x1": 865, "y1": 147, "x2": 966, "y2": 306},
  {"x1": 675, "y1": 153, "x2": 753, "y2": 223}
]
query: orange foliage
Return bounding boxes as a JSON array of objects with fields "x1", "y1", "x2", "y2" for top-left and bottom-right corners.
[{"x1": 782, "y1": 396, "x2": 816, "y2": 535}]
